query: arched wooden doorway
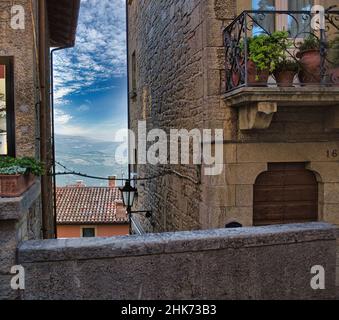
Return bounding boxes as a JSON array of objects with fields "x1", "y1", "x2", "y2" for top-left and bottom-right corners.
[{"x1": 254, "y1": 163, "x2": 318, "y2": 226}]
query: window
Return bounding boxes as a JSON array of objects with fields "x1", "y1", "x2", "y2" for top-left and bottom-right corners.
[
  {"x1": 82, "y1": 227, "x2": 96, "y2": 238},
  {"x1": 252, "y1": 0, "x2": 313, "y2": 11},
  {"x1": 252, "y1": 0, "x2": 314, "y2": 37},
  {"x1": 0, "y1": 57, "x2": 15, "y2": 157}
]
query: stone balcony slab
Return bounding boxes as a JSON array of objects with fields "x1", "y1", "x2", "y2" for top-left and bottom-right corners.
[
  {"x1": 223, "y1": 87, "x2": 339, "y2": 130},
  {"x1": 223, "y1": 87, "x2": 339, "y2": 107}
]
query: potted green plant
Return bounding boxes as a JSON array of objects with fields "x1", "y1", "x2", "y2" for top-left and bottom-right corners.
[
  {"x1": 328, "y1": 36, "x2": 339, "y2": 86},
  {"x1": 241, "y1": 31, "x2": 289, "y2": 86},
  {"x1": 0, "y1": 157, "x2": 44, "y2": 197},
  {"x1": 274, "y1": 59, "x2": 299, "y2": 87},
  {"x1": 297, "y1": 35, "x2": 321, "y2": 84}
]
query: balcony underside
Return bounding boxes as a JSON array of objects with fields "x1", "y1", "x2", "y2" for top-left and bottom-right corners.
[
  {"x1": 223, "y1": 87, "x2": 339, "y2": 131},
  {"x1": 223, "y1": 86, "x2": 339, "y2": 107}
]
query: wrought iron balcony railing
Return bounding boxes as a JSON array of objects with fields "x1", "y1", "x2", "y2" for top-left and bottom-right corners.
[{"x1": 223, "y1": 10, "x2": 339, "y2": 92}]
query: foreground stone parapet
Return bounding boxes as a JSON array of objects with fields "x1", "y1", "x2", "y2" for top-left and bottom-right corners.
[{"x1": 19, "y1": 223, "x2": 337, "y2": 300}]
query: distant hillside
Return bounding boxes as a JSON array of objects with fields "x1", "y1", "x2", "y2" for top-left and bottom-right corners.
[{"x1": 55, "y1": 135, "x2": 128, "y2": 187}]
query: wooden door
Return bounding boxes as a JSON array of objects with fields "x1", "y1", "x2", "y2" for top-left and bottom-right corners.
[{"x1": 254, "y1": 163, "x2": 318, "y2": 226}]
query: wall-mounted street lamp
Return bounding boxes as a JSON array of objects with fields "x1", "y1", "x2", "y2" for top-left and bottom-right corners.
[
  {"x1": 120, "y1": 180, "x2": 137, "y2": 209},
  {"x1": 119, "y1": 180, "x2": 152, "y2": 234}
]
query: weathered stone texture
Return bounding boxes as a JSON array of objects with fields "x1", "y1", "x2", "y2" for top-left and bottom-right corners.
[
  {"x1": 129, "y1": 0, "x2": 339, "y2": 236},
  {"x1": 0, "y1": 183, "x2": 41, "y2": 300},
  {"x1": 18, "y1": 223, "x2": 337, "y2": 300},
  {"x1": 0, "y1": 0, "x2": 40, "y2": 157},
  {"x1": 129, "y1": 0, "x2": 237, "y2": 233}
]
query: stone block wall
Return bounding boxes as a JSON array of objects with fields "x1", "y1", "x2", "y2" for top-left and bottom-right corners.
[
  {"x1": 17, "y1": 223, "x2": 337, "y2": 300},
  {"x1": 0, "y1": 0, "x2": 40, "y2": 158},
  {"x1": 0, "y1": 183, "x2": 41, "y2": 300},
  {"x1": 0, "y1": 0, "x2": 54, "y2": 236},
  {"x1": 128, "y1": 0, "x2": 237, "y2": 233},
  {"x1": 128, "y1": 0, "x2": 339, "y2": 234}
]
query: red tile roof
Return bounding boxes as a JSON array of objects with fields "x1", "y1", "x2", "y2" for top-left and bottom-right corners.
[{"x1": 56, "y1": 187, "x2": 129, "y2": 225}]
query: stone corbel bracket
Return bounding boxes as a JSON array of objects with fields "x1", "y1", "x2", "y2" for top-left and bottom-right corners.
[{"x1": 239, "y1": 102, "x2": 278, "y2": 130}]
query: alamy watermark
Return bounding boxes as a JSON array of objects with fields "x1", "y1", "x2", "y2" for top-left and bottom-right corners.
[
  {"x1": 311, "y1": 5, "x2": 326, "y2": 30},
  {"x1": 9, "y1": 264, "x2": 326, "y2": 293},
  {"x1": 0, "y1": 4, "x2": 329, "y2": 32},
  {"x1": 310, "y1": 265, "x2": 326, "y2": 290},
  {"x1": 10, "y1": 265, "x2": 25, "y2": 291},
  {"x1": 114, "y1": 121, "x2": 224, "y2": 176},
  {"x1": 1, "y1": 5, "x2": 25, "y2": 30}
]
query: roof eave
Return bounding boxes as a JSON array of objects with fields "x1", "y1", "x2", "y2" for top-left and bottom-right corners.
[{"x1": 47, "y1": 0, "x2": 81, "y2": 48}]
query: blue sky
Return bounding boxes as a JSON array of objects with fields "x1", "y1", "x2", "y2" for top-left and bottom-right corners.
[{"x1": 53, "y1": 0, "x2": 127, "y2": 141}]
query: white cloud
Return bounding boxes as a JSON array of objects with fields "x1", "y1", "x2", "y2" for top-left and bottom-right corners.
[
  {"x1": 54, "y1": 109, "x2": 72, "y2": 126},
  {"x1": 53, "y1": 0, "x2": 127, "y2": 105}
]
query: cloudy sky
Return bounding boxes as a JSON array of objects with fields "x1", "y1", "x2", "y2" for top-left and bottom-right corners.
[{"x1": 53, "y1": 0, "x2": 127, "y2": 141}]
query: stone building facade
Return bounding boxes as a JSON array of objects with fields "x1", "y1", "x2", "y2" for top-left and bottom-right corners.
[
  {"x1": 0, "y1": 0, "x2": 79, "y2": 299},
  {"x1": 128, "y1": 0, "x2": 339, "y2": 233},
  {"x1": 0, "y1": 0, "x2": 43, "y2": 244},
  {"x1": 0, "y1": 0, "x2": 80, "y2": 239}
]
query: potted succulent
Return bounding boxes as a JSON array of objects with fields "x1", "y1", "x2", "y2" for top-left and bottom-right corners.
[
  {"x1": 274, "y1": 59, "x2": 299, "y2": 87},
  {"x1": 236, "y1": 31, "x2": 290, "y2": 86},
  {"x1": 328, "y1": 36, "x2": 339, "y2": 86},
  {"x1": 297, "y1": 35, "x2": 321, "y2": 84},
  {"x1": 0, "y1": 157, "x2": 44, "y2": 197}
]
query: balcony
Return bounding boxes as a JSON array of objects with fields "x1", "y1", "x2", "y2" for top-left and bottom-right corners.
[{"x1": 223, "y1": 10, "x2": 339, "y2": 130}]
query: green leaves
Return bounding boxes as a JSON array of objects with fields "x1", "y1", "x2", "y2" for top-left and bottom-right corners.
[
  {"x1": 0, "y1": 157, "x2": 45, "y2": 176},
  {"x1": 247, "y1": 31, "x2": 291, "y2": 74},
  {"x1": 298, "y1": 35, "x2": 320, "y2": 52},
  {"x1": 275, "y1": 60, "x2": 299, "y2": 73}
]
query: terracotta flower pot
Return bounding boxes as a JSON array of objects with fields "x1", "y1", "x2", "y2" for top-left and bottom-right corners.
[
  {"x1": 0, "y1": 173, "x2": 36, "y2": 198},
  {"x1": 274, "y1": 70, "x2": 297, "y2": 87},
  {"x1": 298, "y1": 49, "x2": 321, "y2": 84},
  {"x1": 246, "y1": 60, "x2": 269, "y2": 86},
  {"x1": 230, "y1": 60, "x2": 269, "y2": 88}
]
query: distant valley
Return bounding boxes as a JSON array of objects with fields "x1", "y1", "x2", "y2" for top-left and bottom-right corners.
[{"x1": 55, "y1": 135, "x2": 128, "y2": 187}]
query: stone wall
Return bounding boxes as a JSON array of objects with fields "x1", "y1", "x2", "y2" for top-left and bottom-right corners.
[
  {"x1": 0, "y1": 0, "x2": 54, "y2": 236},
  {"x1": 0, "y1": 0, "x2": 40, "y2": 157},
  {"x1": 0, "y1": 182, "x2": 41, "y2": 300},
  {"x1": 17, "y1": 223, "x2": 337, "y2": 300},
  {"x1": 128, "y1": 0, "x2": 237, "y2": 233},
  {"x1": 128, "y1": 0, "x2": 339, "y2": 233}
]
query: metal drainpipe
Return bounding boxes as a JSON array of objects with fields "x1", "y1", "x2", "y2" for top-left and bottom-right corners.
[
  {"x1": 126, "y1": 0, "x2": 131, "y2": 183},
  {"x1": 50, "y1": 45, "x2": 72, "y2": 239},
  {"x1": 39, "y1": 0, "x2": 50, "y2": 239},
  {"x1": 126, "y1": 1, "x2": 133, "y2": 235}
]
